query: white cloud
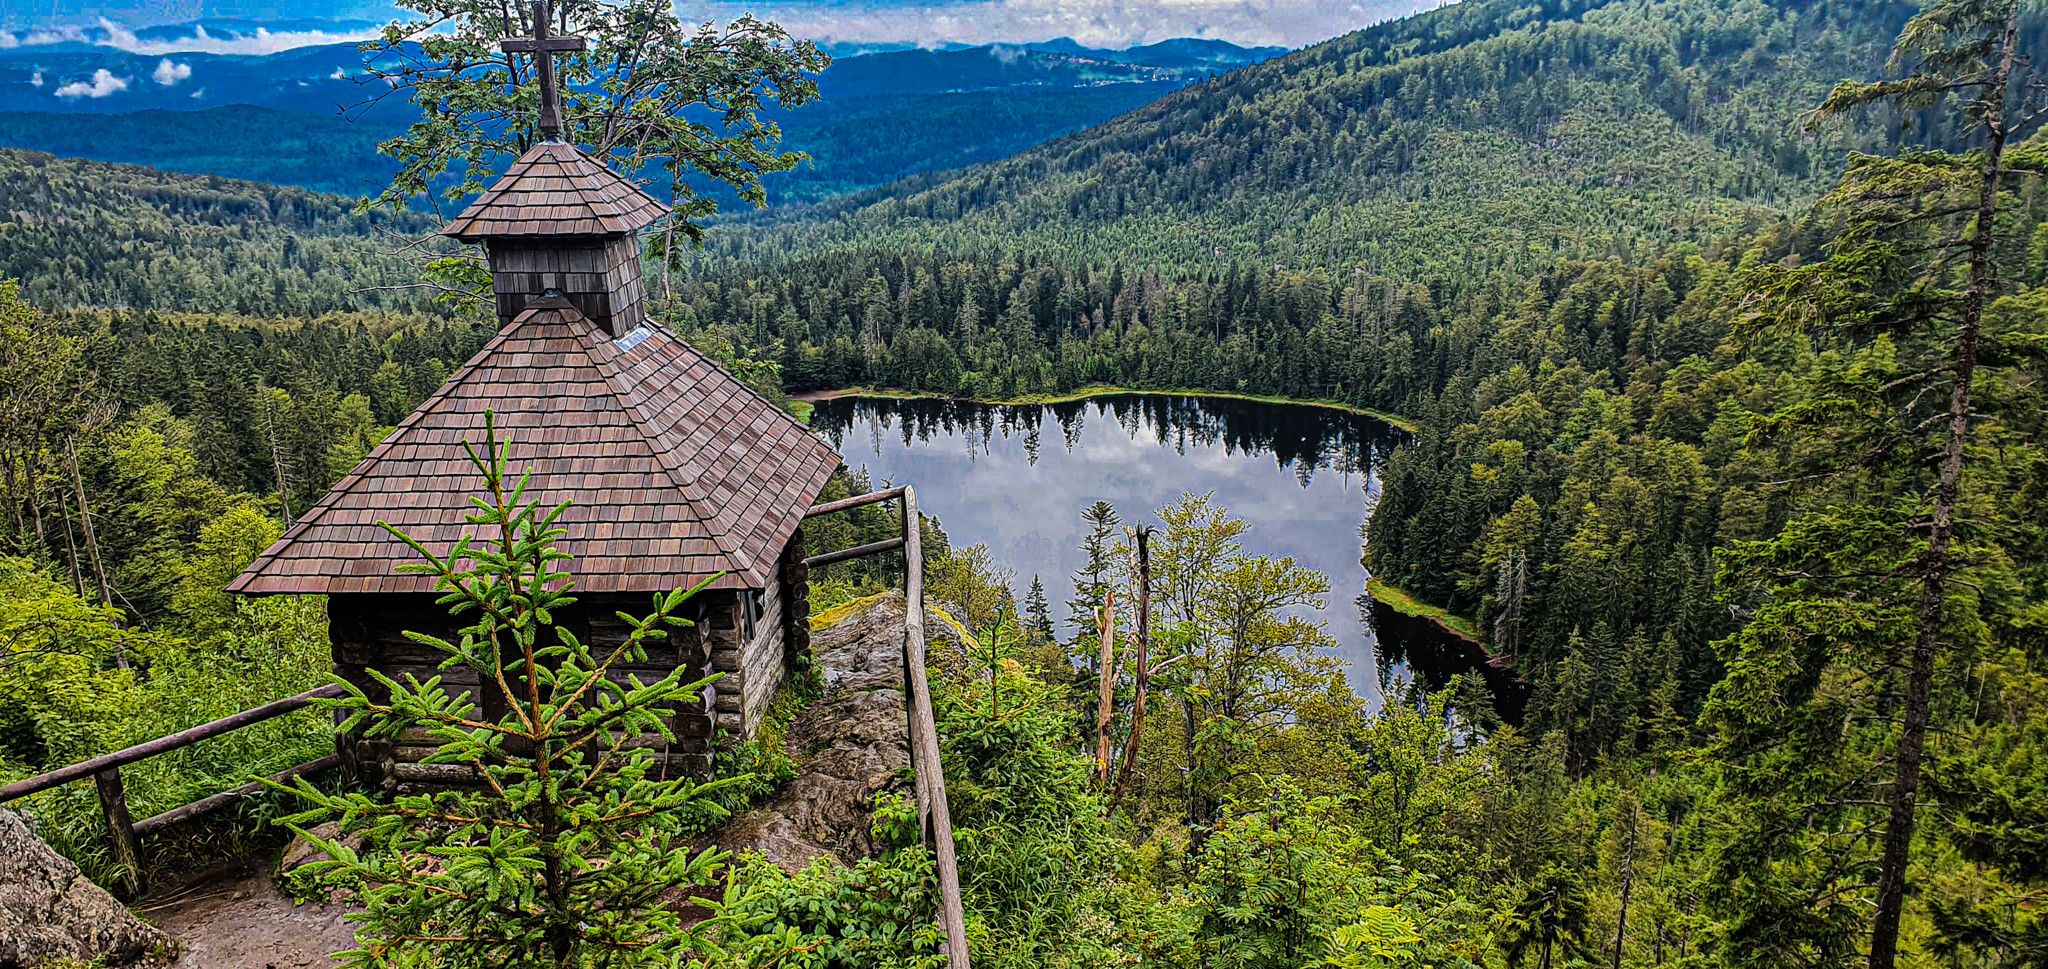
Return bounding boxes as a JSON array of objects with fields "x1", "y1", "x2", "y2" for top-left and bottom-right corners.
[
  {"x1": 133, "y1": 23, "x2": 382, "y2": 56},
  {"x1": 331, "y1": 67, "x2": 347, "y2": 79},
  {"x1": 673, "y1": 0, "x2": 1454, "y2": 49},
  {"x1": 3, "y1": 19, "x2": 379, "y2": 57},
  {"x1": 55, "y1": 68, "x2": 129, "y2": 100},
  {"x1": 28, "y1": 72, "x2": 42, "y2": 88},
  {"x1": 152, "y1": 58, "x2": 193, "y2": 86}
]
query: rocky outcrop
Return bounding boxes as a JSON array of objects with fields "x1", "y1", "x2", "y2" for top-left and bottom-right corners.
[
  {"x1": 0, "y1": 809, "x2": 174, "y2": 968},
  {"x1": 701, "y1": 592, "x2": 963, "y2": 872}
]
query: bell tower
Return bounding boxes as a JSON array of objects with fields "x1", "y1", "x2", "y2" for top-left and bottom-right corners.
[{"x1": 437, "y1": 0, "x2": 667, "y2": 337}]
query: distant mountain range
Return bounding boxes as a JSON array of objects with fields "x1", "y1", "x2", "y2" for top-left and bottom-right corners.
[
  {"x1": 0, "y1": 23, "x2": 1287, "y2": 202},
  {"x1": 0, "y1": 30, "x2": 1283, "y2": 113}
]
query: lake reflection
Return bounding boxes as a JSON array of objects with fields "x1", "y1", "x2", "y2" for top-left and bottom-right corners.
[{"x1": 812, "y1": 394, "x2": 1419, "y2": 700}]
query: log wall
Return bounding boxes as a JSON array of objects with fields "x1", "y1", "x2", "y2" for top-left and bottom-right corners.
[{"x1": 329, "y1": 587, "x2": 765, "y2": 793}]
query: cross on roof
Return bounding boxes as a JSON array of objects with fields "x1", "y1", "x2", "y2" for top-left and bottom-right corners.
[{"x1": 502, "y1": 0, "x2": 587, "y2": 141}]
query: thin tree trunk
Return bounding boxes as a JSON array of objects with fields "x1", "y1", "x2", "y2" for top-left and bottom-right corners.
[
  {"x1": 58, "y1": 491, "x2": 83, "y2": 598},
  {"x1": 1110, "y1": 527, "x2": 1152, "y2": 812},
  {"x1": 1095, "y1": 589, "x2": 1116, "y2": 782},
  {"x1": 1868, "y1": 6, "x2": 2015, "y2": 966},
  {"x1": 65, "y1": 435, "x2": 111, "y2": 609},
  {"x1": 1183, "y1": 693, "x2": 1202, "y2": 842},
  {"x1": 2, "y1": 452, "x2": 22, "y2": 539},
  {"x1": 1614, "y1": 798, "x2": 1638, "y2": 969},
  {"x1": 30, "y1": 470, "x2": 47, "y2": 550}
]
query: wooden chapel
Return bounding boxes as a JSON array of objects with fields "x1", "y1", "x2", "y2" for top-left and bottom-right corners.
[{"x1": 226, "y1": 26, "x2": 840, "y2": 788}]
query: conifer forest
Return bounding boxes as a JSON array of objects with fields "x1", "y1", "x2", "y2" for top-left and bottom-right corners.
[{"x1": 0, "y1": 0, "x2": 2044, "y2": 966}]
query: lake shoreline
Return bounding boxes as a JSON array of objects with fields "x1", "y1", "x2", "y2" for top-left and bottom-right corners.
[
  {"x1": 1364, "y1": 577, "x2": 1480, "y2": 644},
  {"x1": 791, "y1": 385, "x2": 1419, "y2": 433},
  {"x1": 1365, "y1": 577, "x2": 1531, "y2": 715},
  {"x1": 810, "y1": 393, "x2": 1431, "y2": 702}
]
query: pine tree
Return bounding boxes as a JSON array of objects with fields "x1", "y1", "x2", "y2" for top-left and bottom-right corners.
[
  {"x1": 1503, "y1": 865, "x2": 1593, "y2": 969},
  {"x1": 1024, "y1": 574, "x2": 1053, "y2": 639},
  {"x1": 279, "y1": 414, "x2": 740, "y2": 968},
  {"x1": 1065, "y1": 500, "x2": 1120, "y2": 637},
  {"x1": 1708, "y1": 2, "x2": 2046, "y2": 964}
]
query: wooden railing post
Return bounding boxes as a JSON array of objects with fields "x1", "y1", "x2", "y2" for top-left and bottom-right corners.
[
  {"x1": 94, "y1": 767, "x2": 144, "y2": 898},
  {"x1": 0, "y1": 683, "x2": 351, "y2": 900},
  {"x1": 902, "y1": 487, "x2": 970, "y2": 968},
  {"x1": 800, "y1": 484, "x2": 970, "y2": 966}
]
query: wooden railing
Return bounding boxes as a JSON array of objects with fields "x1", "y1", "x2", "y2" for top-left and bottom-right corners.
[
  {"x1": 1, "y1": 488, "x2": 970, "y2": 964},
  {"x1": 0, "y1": 683, "x2": 347, "y2": 897},
  {"x1": 804, "y1": 485, "x2": 970, "y2": 969}
]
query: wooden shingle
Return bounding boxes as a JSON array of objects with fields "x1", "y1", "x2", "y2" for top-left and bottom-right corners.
[
  {"x1": 229, "y1": 298, "x2": 841, "y2": 596},
  {"x1": 439, "y1": 142, "x2": 667, "y2": 243}
]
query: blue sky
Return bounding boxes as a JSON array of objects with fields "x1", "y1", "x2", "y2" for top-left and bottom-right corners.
[{"x1": 0, "y1": 0, "x2": 1448, "y2": 49}]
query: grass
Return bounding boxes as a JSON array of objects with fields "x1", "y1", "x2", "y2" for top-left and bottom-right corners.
[
  {"x1": 793, "y1": 384, "x2": 1418, "y2": 433},
  {"x1": 1366, "y1": 577, "x2": 1480, "y2": 642},
  {"x1": 809, "y1": 590, "x2": 897, "y2": 631}
]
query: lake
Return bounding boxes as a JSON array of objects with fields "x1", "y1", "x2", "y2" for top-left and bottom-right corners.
[{"x1": 811, "y1": 393, "x2": 1514, "y2": 708}]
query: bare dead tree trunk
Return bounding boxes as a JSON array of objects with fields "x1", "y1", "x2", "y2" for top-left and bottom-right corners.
[
  {"x1": 257, "y1": 387, "x2": 296, "y2": 527},
  {"x1": 1613, "y1": 795, "x2": 1639, "y2": 969},
  {"x1": 30, "y1": 470, "x2": 47, "y2": 550},
  {"x1": 1095, "y1": 589, "x2": 1116, "y2": 782},
  {"x1": 2, "y1": 453, "x2": 22, "y2": 540},
  {"x1": 1110, "y1": 527, "x2": 1153, "y2": 813},
  {"x1": 58, "y1": 491, "x2": 83, "y2": 598},
  {"x1": 65, "y1": 435, "x2": 111, "y2": 610},
  {"x1": 1869, "y1": 6, "x2": 2016, "y2": 966}
]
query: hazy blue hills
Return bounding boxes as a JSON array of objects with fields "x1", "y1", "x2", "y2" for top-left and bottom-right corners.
[
  {"x1": 1027, "y1": 36, "x2": 1291, "y2": 69},
  {"x1": 0, "y1": 107, "x2": 399, "y2": 197},
  {"x1": 0, "y1": 31, "x2": 1283, "y2": 205}
]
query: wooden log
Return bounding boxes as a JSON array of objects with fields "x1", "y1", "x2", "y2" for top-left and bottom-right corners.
[
  {"x1": 0, "y1": 684, "x2": 348, "y2": 804},
  {"x1": 904, "y1": 487, "x2": 970, "y2": 968},
  {"x1": 804, "y1": 486, "x2": 906, "y2": 519},
  {"x1": 95, "y1": 768, "x2": 144, "y2": 898},
  {"x1": 390, "y1": 763, "x2": 475, "y2": 783},
  {"x1": 803, "y1": 537, "x2": 906, "y2": 569},
  {"x1": 133, "y1": 754, "x2": 342, "y2": 836}
]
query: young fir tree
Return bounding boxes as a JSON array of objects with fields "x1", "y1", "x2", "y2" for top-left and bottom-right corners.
[
  {"x1": 1709, "y1": 1, "x2": 2046, "y2": 965},
  {"x1": 1065, "y1": 499, "x2": 1120, "y2": 639},
  {"x1": 1023, "y1": 574, "x2": 1054, "y2": 639},
  {"x1": 1501, "y1": 864, "x2": 1594, "y2": 969},
  {"x1": 279, "y1": 414, "x2": 743, "y2": 969}
]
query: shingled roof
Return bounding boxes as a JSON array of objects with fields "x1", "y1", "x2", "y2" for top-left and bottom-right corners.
[
  {"x1": 440, "y1": 141, "x2": 668, "y2": 242},
  {"x1": 229, "y1": 297, "x2": 840, "y2": 596}
]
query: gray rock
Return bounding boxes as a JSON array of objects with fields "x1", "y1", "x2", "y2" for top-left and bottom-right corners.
[
  {"x1": 702, "y1": 593, "x2": 963, "y2": 872},
  {"x1": 0, "y1": 808, "x2": 174, "y2": 968},
  {"x1": 276, "y1": 821, "x2": 365, "y2": 877}
]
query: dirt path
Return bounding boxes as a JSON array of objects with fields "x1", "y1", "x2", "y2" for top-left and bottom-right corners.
[{"x1": 142, "y1": 860, "x2": 355, "y2": 968}]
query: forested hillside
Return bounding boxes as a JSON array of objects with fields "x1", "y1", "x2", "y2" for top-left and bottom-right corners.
[
  {"x1": 666, "y1": 1, "x2": 2048, "y2": 960},
  {"x1": 662, "y1": 0, "x2": 2045, "y2": 737},
  {"x1": 704, "y1": 0, "x2": 1940, "y2": 274},
  {"x1": 0, "y1": 148, "x2": 438, "y2": 315}
]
